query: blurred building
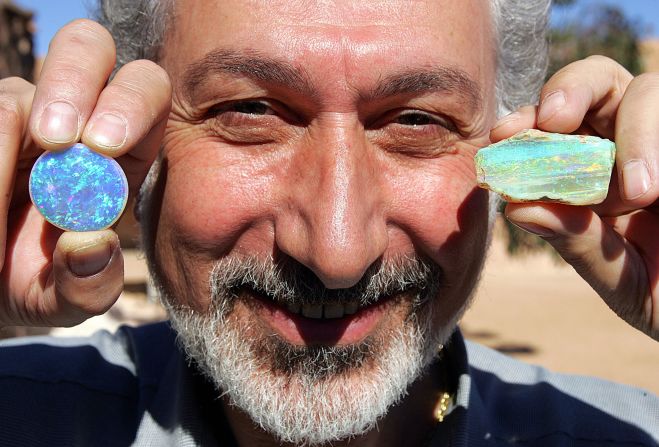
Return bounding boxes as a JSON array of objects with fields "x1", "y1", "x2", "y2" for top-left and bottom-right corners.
[
  {"x1": 640, "y1": 39, "x2": 659, "y2": 72},
  {"x1": 0, "y1": 0, "x2": 34, "y2": 81}
]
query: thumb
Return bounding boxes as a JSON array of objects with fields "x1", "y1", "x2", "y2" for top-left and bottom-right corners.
[{"x1": 46, "y1": 230, "x2": 123, "y2": 327}]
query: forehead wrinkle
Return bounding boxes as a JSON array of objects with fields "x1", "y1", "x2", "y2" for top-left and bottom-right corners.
[
  {"x1": 181, "y1": 48, "x2": 317, "y2": 101},
  {"x1": 363, "y1": 67, "x2": 482, "y2": 111}
]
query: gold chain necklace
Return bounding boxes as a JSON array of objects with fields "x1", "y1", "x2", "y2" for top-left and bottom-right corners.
[
  {"x1": 432, "y1": 345, "x2": 454, "y2": 423},
  {"x1": 433, "y1": 392, "x2": 453, "y2": 423}
]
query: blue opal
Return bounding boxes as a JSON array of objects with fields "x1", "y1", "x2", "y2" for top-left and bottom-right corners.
[{"x1": 29, "y1": 143, "x2": 128, "y2": 231}]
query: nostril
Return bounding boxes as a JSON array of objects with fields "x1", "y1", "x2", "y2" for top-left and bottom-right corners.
[
  {"x1": 273, "y1": 177, "x2": 389, "y2": 290},
  {"x1": 307, "y1": 252, "x2": 380, "y2": 290}
]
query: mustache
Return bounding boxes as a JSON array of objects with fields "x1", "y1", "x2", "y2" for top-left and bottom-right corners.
[{"x1": 208, "y1": 254, "x2": 442, "y2": 308}]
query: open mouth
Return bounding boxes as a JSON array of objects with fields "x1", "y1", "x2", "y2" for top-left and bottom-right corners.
[
  {"x1": 284, "y1": 300, "x2": 361, "y2": 319},
  {"x1": 241, "y1": 286, "x2": 411, "y2": 345},
  {"x1": 245, "y1": 283, "x2": 402, "y2": 320}
]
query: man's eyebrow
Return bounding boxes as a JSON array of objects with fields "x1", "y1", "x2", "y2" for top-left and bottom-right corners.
[
  {"x1": 182, "y1": 48, "x2": 315, "y2": 99},
  {"x1": 364, "y1": 67, "x2": 482, "y2": 109}
]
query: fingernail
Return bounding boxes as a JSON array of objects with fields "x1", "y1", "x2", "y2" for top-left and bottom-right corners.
[
  {"x1": 511, "y1": 221, "x2": 555, "y2": 238},
  {"x1": 537, "y1": 91, "x2": 566, "y2": 124},
  {"x1": 492, "y1": 111, "x2": 520, "y2": 129},
  {"x1": 86, "y1": 113, "x2": 128, "y2": 148},
  {"x1": 38, "y1": 101, "x2": 79, "y2": 143},
  {"x1": 622, "y1": 159, "x2": 651, "y2": 200},
  {"x1": 67, "y1": 240, "x2": 114, "y2": 277}
]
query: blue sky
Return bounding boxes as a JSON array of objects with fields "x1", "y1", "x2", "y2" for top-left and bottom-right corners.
[
  {"x1": 15, "y1": 0, "x2": 659, "y2": 57},
  {"x1": 16, "y1": 0, "x2": 92, "y2": 56},
  {"x1": 551, "y1": 0, "x2": 659, "y2": 36}
]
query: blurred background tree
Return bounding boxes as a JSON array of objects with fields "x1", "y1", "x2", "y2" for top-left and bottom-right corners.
[
  {"x1": 502, "y1": 0, "x2": 646, "y2": 257},
  {"x1": 549, "y1": 0, "x2": 644, "y2": 76}
]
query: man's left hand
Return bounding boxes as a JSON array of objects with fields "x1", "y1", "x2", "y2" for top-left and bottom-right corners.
[{"x1": 490, "y1": 55, "x2": 658, "y2": 341}]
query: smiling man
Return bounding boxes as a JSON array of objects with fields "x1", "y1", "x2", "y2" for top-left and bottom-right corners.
[
  {"x1": 142, "y1": 2, "x2": 496, "y2": 443},
  {"x1": 0, "y1": 0, "x2": 658, "y2": 446}
]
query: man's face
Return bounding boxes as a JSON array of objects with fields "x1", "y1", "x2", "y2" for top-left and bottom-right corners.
[{"x1": 147, "y1": 0, "x2": 496, "y2": 443}]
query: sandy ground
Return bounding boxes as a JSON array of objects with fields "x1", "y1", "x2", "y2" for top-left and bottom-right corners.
[
  {"x1": 462, "y1": 219, "x2": 659, "y2": 395},
  {"x1": 3, "y1": 219, "x2": 657, "y2": 395}
]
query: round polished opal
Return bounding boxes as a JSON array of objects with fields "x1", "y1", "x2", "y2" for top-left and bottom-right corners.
[{"x1": 29, "y1": 143, "x2": 128, "y2": 231}]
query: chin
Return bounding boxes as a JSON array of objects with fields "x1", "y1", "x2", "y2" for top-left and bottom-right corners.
[{"x1": 157, "y1": 254, "x2": 468, "y2": 446}]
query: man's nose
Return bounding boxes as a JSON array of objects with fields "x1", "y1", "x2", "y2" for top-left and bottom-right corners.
[{"x1": 275, "y1": 123, "x2": 388, "y2": 289}]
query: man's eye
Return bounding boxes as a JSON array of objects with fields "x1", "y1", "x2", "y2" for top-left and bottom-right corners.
[
  {"x1": 206, "y1": 99, "x2": 298, "y2": 145},
  {"x1": 395, "y1": 112, "x2": 435, "y2": 126},
  {"x1": 226, "y1": 100, "x2": 274, "y2": 115},
  {"x1": 394, "y1": 111, "x2": 448, "y2": 127}
]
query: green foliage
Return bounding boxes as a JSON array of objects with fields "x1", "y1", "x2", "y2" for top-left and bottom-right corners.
[{"x1": 502, "y1": 0, "x2": 644, "y2": 257}]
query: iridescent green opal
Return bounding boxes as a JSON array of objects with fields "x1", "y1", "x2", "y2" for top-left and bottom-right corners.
[{"x1": 475, "y1": 129, "x2": 616, "y2": 205}]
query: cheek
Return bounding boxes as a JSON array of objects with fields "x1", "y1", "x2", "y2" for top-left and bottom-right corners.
[
  {"x1": 387, "y1": 153, "x2": 490, "y2": 268},
  {"x1": 153, "y1": 143, "x2": 285, "y2": 310},
  {"x1": 159, "y1": 146, "x2": 282, "y2": 257},
  {"x1": 385, "y1": 153, "x2": 490, "y2": 322}
]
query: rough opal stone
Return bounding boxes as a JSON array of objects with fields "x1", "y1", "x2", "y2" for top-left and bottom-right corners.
[
  {"x1": 29, "y1": 143, "x2": 128, "y2": 231},
  {"x1": 475, "y1": 129, "x2": 616, "y2": 205}
]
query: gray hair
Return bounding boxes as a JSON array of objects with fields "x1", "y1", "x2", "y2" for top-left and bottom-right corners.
[
  {"x1": 95, "y1": 0, "x2": 173, "y2": 72},
  {"x1": 96, "y1": 0, "x2": 550, "y2": 116},
  {"x1": 491, "y1": 0, "x2": 551, "y2": 115}
]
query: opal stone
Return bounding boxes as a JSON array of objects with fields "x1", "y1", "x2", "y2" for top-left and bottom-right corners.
[
  {"x1": 475, "y1": 129, "x2": 616, "y2": 205},
  {"x1": 29, "y1": 143, "x2": 128, "y2": 231}
]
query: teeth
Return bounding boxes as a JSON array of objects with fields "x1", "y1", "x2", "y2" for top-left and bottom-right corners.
[
  {"x1": 323, "y1": 302, "x2": 344, "y2": 319},
  {"x1": 286, "y1": 301, "x2": 362, "y2": 319},
  {"x1": 302, "y1": 303, "x2": 323, "y2": 319},
  {"x1": 344, "y1": 301, "x2": 359, "y2": 315}
]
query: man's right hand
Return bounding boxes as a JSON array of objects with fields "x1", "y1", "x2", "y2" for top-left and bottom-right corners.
[{"x1": 0, "y1": 19, "x2": 171, "y2": 328}]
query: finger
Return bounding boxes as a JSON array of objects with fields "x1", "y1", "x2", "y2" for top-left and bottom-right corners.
[
  {"x1": 603, "y1": 211, "x2": 659, "y2": 330},
  {"x1": 81, "y1": 59, "x2": 172, "y2": 189},
  {"x1": 29, "y1": 19, "x2": 116, "y2": 151},
  {"x1": 44, "y1": 230, "x2": 123, "y2": 327},
  {"x1": 612, "y1": 73, "x2": 659, "y2": 207},
  {"x1": 489, "y1": 105, "x2": 537, "y2": 142},
  {"x1": 0, "y1": 78, "x2": 35, "y2": 271},
  {"x1": 536, "y1": 56, "x2": 633, "y2": 138},
  {"x1": 490, "y1": 105, "x2": 599, "y2": 143},
  {"x1": 505, "y1": 202, "x2": 657, "y2": 339}
]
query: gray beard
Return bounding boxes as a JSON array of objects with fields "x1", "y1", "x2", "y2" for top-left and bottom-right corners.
[
  {"x1": 158, "y1": 255, "x2": 464, "y2": 446},
  {"x1": 137, "y1": 156, "x2": 482, "y2": 446}
]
